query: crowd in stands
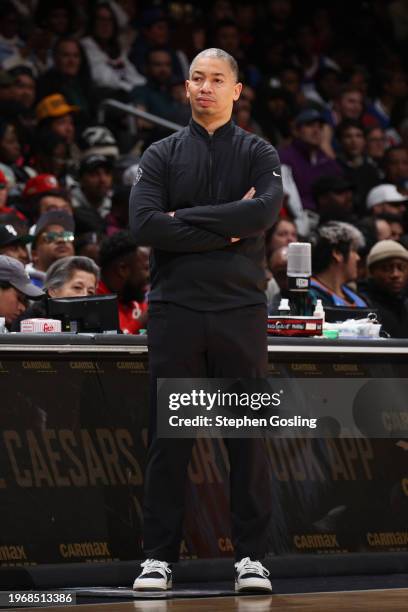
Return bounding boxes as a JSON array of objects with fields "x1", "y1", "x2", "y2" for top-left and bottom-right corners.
[{"x1": 0, "y1": 0, "x2": 408, "y2": 337}]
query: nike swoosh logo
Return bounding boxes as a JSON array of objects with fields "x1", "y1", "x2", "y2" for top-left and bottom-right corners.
[{"x1": 273, "y1": 171, "x2": 281, "y2": 177}]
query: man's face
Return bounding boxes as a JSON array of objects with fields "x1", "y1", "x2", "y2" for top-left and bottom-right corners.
[
  {"x1": 296, "y1": 120, "x2": 322, "y2": 147},
  {"x1": 0, "y1": 242, "x2": 29, "y2": 265},
  {"x1": 81, "y1": 167, "x2": 113, "y2": 201},
  {"x1": 55, "y1": 41, "x2": 81, "y2": 76},
  {"x1": 32, "y1": 223, "x2": 74, "y2": 271},
  {"x1": 340, "y1": 127, "x2": 365, "y2": 157},
  {"x1": 13, "y1": 74, "x2": 36, "y2": 109},
  {"x1": 338, "y1": 91, "x2": 363, "y2": 119},
  {"x1": 0, "y1": 124, "x2": 20, "y2": 163},
  {"x1": 38, "y1": 195, "x2": 72, "y2": 216},
  {"x1": 147, "y1": 51, "x2": 172, "y2": 85},
  {"x1": 51, "y1": 114, "x2": 75, "y2": 144},
  {"x1": 0, "y1": 286, "x2": 27, "y2": 324},
  {"x1": 371, "y1": 257, "x2": 408, "y2": 295},
  {"x1": 186, "y1": 57, "x2": 242, "y2": 124},
  {"x1": 385, "y1": 149, "x2": 408, "y2": 184}
]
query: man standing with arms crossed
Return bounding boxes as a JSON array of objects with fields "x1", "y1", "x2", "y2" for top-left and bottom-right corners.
[{"x1": 130, "y1": 48, "x2": 283, "y2": 593}]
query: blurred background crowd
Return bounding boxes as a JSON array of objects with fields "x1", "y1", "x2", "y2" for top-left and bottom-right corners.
[{"x1": 0, "y1": 0, "x2": 408, "y2": 337}]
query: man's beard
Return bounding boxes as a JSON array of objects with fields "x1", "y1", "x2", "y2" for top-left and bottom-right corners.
[{"x1": 121, "y1": 283, "x2": 145, "y2": 304}]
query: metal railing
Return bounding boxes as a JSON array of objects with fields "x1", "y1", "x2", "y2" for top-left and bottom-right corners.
[{"x1": 97, "y1": 99, "x2": 184, "y2": 134}]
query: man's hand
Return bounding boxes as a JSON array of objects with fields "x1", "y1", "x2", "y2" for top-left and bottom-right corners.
[{"x1": 243, "y1": 187, "x2": 256, "y2": 200}]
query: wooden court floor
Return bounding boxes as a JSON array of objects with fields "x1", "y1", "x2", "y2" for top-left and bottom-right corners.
[{"x1": 11, "y1": 588, "x2": 408, "y2": 612}]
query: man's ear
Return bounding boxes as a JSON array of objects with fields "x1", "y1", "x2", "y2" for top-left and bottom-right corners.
[
  {"x1": 185, "y1": 80, "x2": 190, "y2": 99},
  {"x1": 233, "y1": 82, "x2": 243, "y2": 102},
  {"x1": 332, "y1": 248, "x2": 343, "y2": 264}
]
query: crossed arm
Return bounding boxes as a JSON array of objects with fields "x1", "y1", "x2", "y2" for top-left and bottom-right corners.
[{"x1": 129, "y1": 141, "x2": 283, "y2": 252}]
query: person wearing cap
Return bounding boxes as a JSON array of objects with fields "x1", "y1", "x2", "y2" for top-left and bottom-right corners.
[
  {"x1": 336, "y1": 119, "x2": 381, "y2": 215},
  {"x1": 35, "y1": 93, "x2": 78, "y2": 147},
  {"x1": 312, "y1": 175, "x2": 356, "y2": 226},
  {"x1": 0, "y1": 223, "x2": 31, "y2": 264},
  {"x1": 359, "y1": 240, "x2": 408, "y2": 337},
  {"x1": 71, "y1": 154, "x2": 113, "y2": 220},
  {"x1": 27, "y1": 211, "x2": 75, "y2": 287},
  {"x1": 21, "y1": 174, "x2": 72, "y2": 222},
  {"x1": 366, "y1": 184, "x2": 408, "y2": 216},
  {"x1": 279, "y1": 108, "x2": 342, "y2": 210},
  {"x1": 78, "y1": 126, "x2": 119, "y2": 161},
  {"x1": 0, "y1": 255, "x2": 43, "y2": 328},
  {"x1": 37, "y1": 37, "x2": 94, "y2": 126}
]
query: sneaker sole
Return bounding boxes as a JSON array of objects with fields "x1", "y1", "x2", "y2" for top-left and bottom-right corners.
[
  {"x1": 235, "y1": 578, "x2": 272, "y2": 593},
  {"x1": 133, "y1": 578, "x2": 172, "y2": 591}
]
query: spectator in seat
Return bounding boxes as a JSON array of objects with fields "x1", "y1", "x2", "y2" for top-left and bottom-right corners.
[
  {"x1": 130, "y1": 48, "x2": 190, "y2": 126},
  {"x1": 31, "y1": 131, "x2": 69, "y2": 180},
  {"x1": 20, "y1": 174, "x2": 72, "y2": 224},
  {"x1": 71, "y1": 154, "x2": 113, "y2": 223},
  {"x1": 0, "y1": 255, "x2": 43, "y2": 329},
  {"x1": 383, "y1": 146, "x2": 408, "y2": 187},
  {"x1": 366, "y1": 184, "x2": 408, "y2": 217},
  {"x1": 279, "y1": 108, "x2": 342, "y2": 210},
  {"x1": 310, "y1": 221, "x2": 368, "y2": 307},
  {"x1": 28, "y1": 210, "x2": 75, "y2": 287},
  {"x1": 81, "y1": 2, "x2": 145, "y2": 94},
  {"x1": 129, "y1": 8, "x2": 188, "y2": 82},
  {"x1": 359, "y1": 240, "x2": 408, "y2": 338},
  {"x1": 13, "y1": 255, "x2": 99, "y2": 328},
  {"x1": 365, "y1": 126, "x2": 387, "y2": 172},
  {"x1": 37, "y1": 37, "x2": 94, "y2": 126},
  {"x1": 0, "y1": 223, "x2": 31, "y2": 264},
  {"x1": 324, "y1": 85, "x2": 364, "y2": 128},
  {"x1": 8, "y1": 66, "x2": 36, "y2": 110},
  {"x1": 336, "y1": 119, "x2": 381, "y2": 215},
  {"x1": 265, "y1": 218, "x2": 297, "y2": 260},
  {"x1": 312, "y1": 175, "x2": 356, "y2": 225},
  {"x1": 97, "y1": 231, "x2": 149, "y2": 334},
  {"x1": 35, "y1": 94, "x2": 78, "y2": 148}
]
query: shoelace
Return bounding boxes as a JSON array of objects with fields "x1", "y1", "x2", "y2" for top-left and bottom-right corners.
[
  {"x1": 140, "y1": 559, "x2": 172, "y2": 578},
  {"x1": 235, "y1": 557, "x2": 270, "y2": 577}
]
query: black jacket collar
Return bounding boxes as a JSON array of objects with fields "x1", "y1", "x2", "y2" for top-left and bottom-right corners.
[{"x1": 189, "y1": 117, "x2": 234, "y2": 141}]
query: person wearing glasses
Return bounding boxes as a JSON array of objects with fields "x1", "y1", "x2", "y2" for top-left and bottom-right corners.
[{"x1": 26, "y1": 211, "x2": 75, "y2": 288}]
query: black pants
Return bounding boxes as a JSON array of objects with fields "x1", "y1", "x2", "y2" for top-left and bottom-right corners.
[{"x1": 143, "y1": 302, "x2": 273, "y2": 562}]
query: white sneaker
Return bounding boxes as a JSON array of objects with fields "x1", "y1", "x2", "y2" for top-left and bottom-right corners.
[
  {"x1": 132, "y1": 559, "x2": 172, "y2": 591},
  {"x1": 234, "y1": 557, "x2": 272, "y2": 593}
]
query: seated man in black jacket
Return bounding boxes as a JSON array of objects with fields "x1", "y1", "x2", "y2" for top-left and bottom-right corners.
[
  {"x1": 359, "y1": 240, "x2": 408, "y2": 337},
  {"x1": 130, "y1": 47, "x2": 283, "y2": 593}
]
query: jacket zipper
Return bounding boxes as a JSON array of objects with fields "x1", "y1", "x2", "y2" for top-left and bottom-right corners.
[{"x1": 208, "y1": 135, "x2": 213, "y2": 199}]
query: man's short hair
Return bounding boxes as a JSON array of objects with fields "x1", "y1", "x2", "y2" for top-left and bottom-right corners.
[
  {"x1": 99, "y1": 231, "x2": 139, "y2": 271},
  {"x1": 189, "y1": 48, "x2": 239, "y2": 83}
]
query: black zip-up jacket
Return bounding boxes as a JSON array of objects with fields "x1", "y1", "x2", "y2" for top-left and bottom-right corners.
[{"x1": 129, "y1": 118, "x2": 283, "y2": 310}]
